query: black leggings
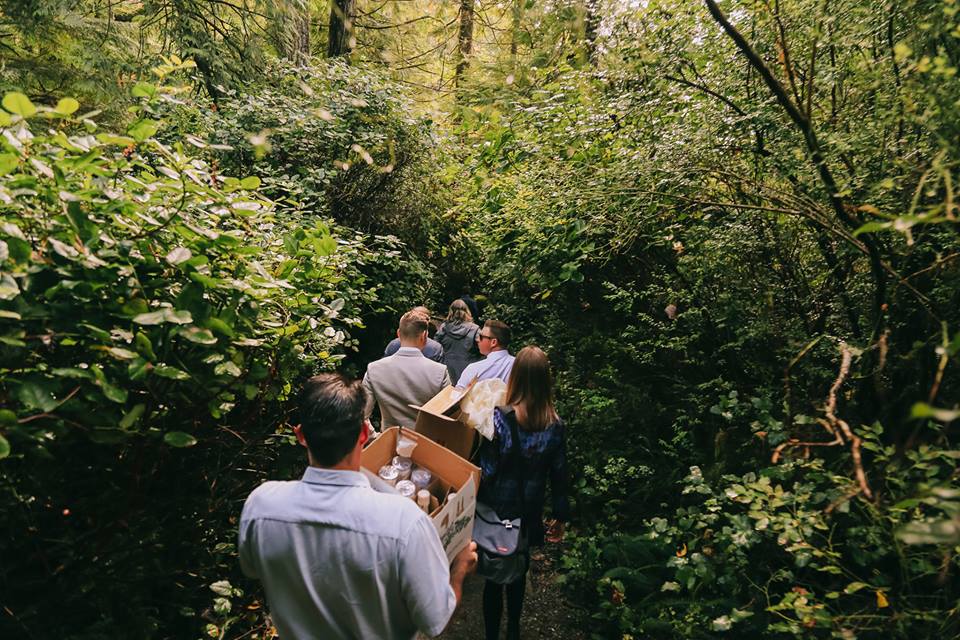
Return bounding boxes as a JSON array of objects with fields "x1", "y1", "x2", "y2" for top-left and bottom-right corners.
[{"x1": 482, "y1": 573, "x2": 527, "y2": 640}]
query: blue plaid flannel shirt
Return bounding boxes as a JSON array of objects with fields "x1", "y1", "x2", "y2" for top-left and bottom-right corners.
[{"x1": 478, "y1": 407, "x2": 570, "y2": 536}]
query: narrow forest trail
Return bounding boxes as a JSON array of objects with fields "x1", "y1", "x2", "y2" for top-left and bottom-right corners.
[{"x1": 438, "y1": 544, "x2": 587, "y2": 640}]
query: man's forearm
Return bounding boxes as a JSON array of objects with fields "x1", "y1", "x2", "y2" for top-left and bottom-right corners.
[{"x1": 449, "y1": 564, "x2": 469, "y2": 606}]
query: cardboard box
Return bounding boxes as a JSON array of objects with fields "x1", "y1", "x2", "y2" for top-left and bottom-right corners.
[
  {"x1": 361, "y1": 427, "x2": 480, "y2": 562},
  {"x1": 407, "y1": 383, "x2": 479, "y2": 461}
]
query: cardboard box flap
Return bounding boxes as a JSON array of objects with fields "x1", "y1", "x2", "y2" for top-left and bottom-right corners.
[
  {"x1": 362, "y1": 427, "x2": 479, "y2": 488},
  {"x1": 407, "y1": 401, "x2": 458, "y2": 422},
  {"x1": 413, "y1": 380, "x2": 476, "y2": 419},
  {"x1": 407, "y1": 382, "x2": 479, "y2": 459},
  {"x1": 415, "y1": 412, "x2": 476, "y2": 460}
]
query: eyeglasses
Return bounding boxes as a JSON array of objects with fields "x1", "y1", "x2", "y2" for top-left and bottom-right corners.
[{"x1": 477, "y1": 333, "x2": 495, "y2": 341}]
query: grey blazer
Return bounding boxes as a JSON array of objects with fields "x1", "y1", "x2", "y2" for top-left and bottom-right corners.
[{"x1": 362, "y1": 347, "x2": 452, "y2": 428}]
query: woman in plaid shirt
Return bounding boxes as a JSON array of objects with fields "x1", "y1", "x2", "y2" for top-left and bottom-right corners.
[{"x1": 478, "y1": 346, "x2": 569, "y2": 640}]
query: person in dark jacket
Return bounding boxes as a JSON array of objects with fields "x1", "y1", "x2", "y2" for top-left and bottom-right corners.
[
  {"x1": 435, "y1": 299, "x2": 480, "y2": 382},
  {"x1": 478, "y1": 346, "x2": 569, "y2": 640},
  {"x1": 459, "y1": 293, "x2": 481, "y2": 326}
]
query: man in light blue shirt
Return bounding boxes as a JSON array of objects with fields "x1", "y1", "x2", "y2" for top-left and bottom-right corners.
[
  {"x1": 239, "y1": 373, "x2": 477, "y2": 639},
  {"x1": 456, "y1": 319, "x2": 515, "y2": 388}
]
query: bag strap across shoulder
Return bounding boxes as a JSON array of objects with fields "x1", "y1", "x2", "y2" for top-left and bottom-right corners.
[{"x1": 497, "y1": 405, "x2": 526, "y2": 511}]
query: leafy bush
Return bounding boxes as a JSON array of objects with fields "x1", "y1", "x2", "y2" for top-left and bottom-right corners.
[
  {"x1": 164, "y1": 59, "x2": 454, "y2": 253},
  {"x1": 0, "y1": 70, "x2": 430, "y2": 638},
  {"x1": 565, "y1": 421, "x2": 960, "y2": 639}
]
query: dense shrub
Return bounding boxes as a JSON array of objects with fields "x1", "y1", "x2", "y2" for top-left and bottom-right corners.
[
  {"x1": 448, "y1": 2, "x2": 960, "y2": 634},
  {"x1": 0, "y1": 69, "x2": 430, "y2": 638},
  {"x1": 164, "y1": 59, "x2": 455, "y2": 253}
]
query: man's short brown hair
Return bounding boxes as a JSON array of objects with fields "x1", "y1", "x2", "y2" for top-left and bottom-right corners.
[
  {"x1": 398, "y1": 310, "x2": 430, "y2": 340},
  {"x1": 299, "y1": 373, "x2": 368, "y2": 466},
  {"x1": 484, "y1": 319, "x2": 511, "y2": 348}
]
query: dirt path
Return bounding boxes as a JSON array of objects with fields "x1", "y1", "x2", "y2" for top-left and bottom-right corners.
[{"x1": 438, "y1": 545, "x2": 588, "y2": 640}]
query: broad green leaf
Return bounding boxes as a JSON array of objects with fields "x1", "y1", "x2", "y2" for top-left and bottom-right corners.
[
  {"x1": 2, "y1": 92, "x2": 36, "y2": 117},
  {"x1": 911, "y1": 402, "x2": 960, "y2": 422},
  {"x1": 0, "y1": 331, "x2": 25, "y2": 347},
  {"x1": 163, "y1": 308, "x2": 193, "y2": 324},
  {"x1": 16, "y1": 381, "x2": 59, "y2": 412},
  {"x1": 105, "y1": 347, "x2": 139, "y2": 360},
  {"x1": 313, "y1": 236, "x2": 337, "y2": 256},
  {"x1": 133, "y1": 310, "x2": 166, "y2": 325},
  {"x1": 4, "y1": 237, "x2": 29, "y2": 263},
  {"x1": 119, "y1": 403, "x2": 146, "y2": 429},
  {"x1": 215, "y1": 361, "x2": 242, "y2": 377},
  {"x1": 240, "y1": 176, "x2": 261, "y2": 190},
  {"x1": 54, "y1": 98, "x2": 80, "y2": 116},
  {"x1": 96, "y1": 134, "x2": 136, "y2": 146},
  {"x1": 122, "y1": 298, "x2": 149, "y2": 316},
  {"x1": 853, "y1": 221, "x2": 892, "y2": 236},
  {"x1": 844, "y1": 582, "x2": 869, "y2": 594},
  {"x1": 188, "y1": 272, "x2": 220, "y2": 288},
  {"x1": 206, "y1": 317, "x2": 235, "y2": 337},
  {"x1": 896, "y1": 519, "x2": 960, "y2": 545},
  {"x1": 1, "y1": 223, "x2": 25, "y2": 240},
  {"x1": 0, "y1": 434, "x2": 9, "y2": 460},
  {"x1": 133, "y1": 308, "x2": 192, "y2": 326},
  {"x1": 154, "y1": 365, "x2": 190, "y2": 380},
  {"x1": 48, "y1": 238, "x2": 79, "y2": 259},
  {"x1": 100, "y1": 381, "x2": 128, "y2": 404},
  {"x1": 0, "y1": 110, "x2": 10, "y2": 126},
  {"x1": 210, "y1": 580, "x2": 233, "y2": 596},
  {"x1": 128, "y1": 357, "x2": 150, "y2": 380},
  {"x1": 131, "y1": 82, "x2": 157, "y2": 98},
  {"x1": 128, "y1": 118, "x2": 160, "y2": 142},
  {"x1": 166, "y1": 247, "x2": 192, "y2": 265},
  {"x1": 0, "y1": 409, "x2": 16, "y2": 425},
  {"x1": 164, "y1": 431, "x2": 197, "y2": 448},
  {"x1": 179, "y1": 327, "x2": 217, "y2": 345},
  {"x1": 135, "y1": 332, "x2": 157, "y2": 361},
  {"x1": 80, "y1": 323, "x2": 111, "y2": 341},
  {"x1": 51, "y1": 367, "x2": 94, "y2": 379},
  {"x1": 0, "y1": 274, "x2": 19, "y2": 300},
  {"x1": 0, "y1": 153, "x2": 18, "y2": 175}
]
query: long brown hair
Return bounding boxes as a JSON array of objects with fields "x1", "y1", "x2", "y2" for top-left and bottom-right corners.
[
  {"x1": 505, "y1": 346, "x2": 559, "y2": 431},
  {"x1": 446, "y1": 299, "x2": 473, "y2": 323}
]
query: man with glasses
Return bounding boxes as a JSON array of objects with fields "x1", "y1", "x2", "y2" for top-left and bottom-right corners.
[{"x1": 456, "y1": 319, "x2": 515, "y2": 388}]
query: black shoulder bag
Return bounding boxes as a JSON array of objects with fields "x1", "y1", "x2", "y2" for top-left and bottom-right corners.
[{"x1": 473, "y1": 407, "x2": 530, "y2": 584}]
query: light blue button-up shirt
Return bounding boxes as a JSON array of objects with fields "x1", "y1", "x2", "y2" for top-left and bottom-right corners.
[
  {"x1": 456, "y1": 349, "x2": 515, "y2": 388},
  {"x1": 239, "y1": 467, "x2": 456, "y2": 639}
]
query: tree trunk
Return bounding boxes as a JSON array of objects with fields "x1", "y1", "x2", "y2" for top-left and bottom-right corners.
[
  {"x1": 584, "y1": 0, "x2": 600, "y2": 65},
  {"x1": 510, "y1": 0, "x2": 522, "y2": 60},
  {"x1": 290, "y1": 12, "x2": 310, "y2": 64},
  {"x1": 455, "y1": 0, "x2": 475, "y2": 86},
  {"x1": 327, "y1": 0, "x2": 355, "y2": 59},
  {"x1": 704, "y1": 0, "x2": 888, "y2": 336}
]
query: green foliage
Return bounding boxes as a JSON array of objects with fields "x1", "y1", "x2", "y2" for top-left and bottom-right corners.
[
  {"x1": 443, "y1": 1, "x2": 960, "y2": 638},
  {"x1": 0, "y1": 73, "x2": 429, "y2": 637},
  {"x1": 565, "y1": 440, "x2": 960, "y2": 637},
  {"x1": 0, "y1": 0, "x2": 308, "y2": 109},
  {"x1": 2, "y1": 0, "x2": 960, "y2": 637},
  {"x1": 162, "y1": 59, "x2": 454, "y2": 253}
]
